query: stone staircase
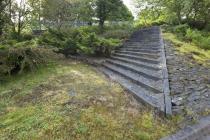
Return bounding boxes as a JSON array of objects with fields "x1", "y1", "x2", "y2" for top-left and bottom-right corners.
[{"x1": 100, "y1": 26, "x2": 172, "y2": 115}]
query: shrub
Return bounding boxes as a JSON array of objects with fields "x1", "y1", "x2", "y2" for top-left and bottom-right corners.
[
  {"x1": 93, "y1": 38, "x2": 121, "y2": 57},
  {"x1": 58, "y1": 38, "x2": 80, "y2": 56},
  {"x1": 21, "y1": 33, "x2": 34, "y2": 41},
  {"x1": 77, "y1": 26, "x2": 100, "y2": 34},
  {"x1": 0, "y1": 47, "x2": 58, "y2": 77},
  {"x1": 173, "y1": 24, "x2": 190, "y2": 36},
  {"x1": 38, "y1": 31, "x2": 65, "y2": 48},
  {"x1": 101, "y1": 30, "x2": 131, "y2": 40},
  {"x1": 38, "y1": 28, "x2": 122, "y2": 56},
  {"x1": 185, "y1": 29, "x2": 210, "y2": 50},
  {"x1": 13, "y1": 40, "x2": 37, "y2": 48},
  {"x1": 200, "y1": 37, "x2": 210, "y2": 50},
  {"x1": 185, "y1": 28, "x2": 203, "y2": 43}
]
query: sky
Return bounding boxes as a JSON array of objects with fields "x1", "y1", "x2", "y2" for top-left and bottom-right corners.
[{"x1": 122, "y1": 0, "x2": 138, "y2": 19}]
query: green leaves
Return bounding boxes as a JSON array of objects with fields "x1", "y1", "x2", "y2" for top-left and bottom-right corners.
[{"x1": 96, "y1": 0, "x2": 133, "y2": 28}]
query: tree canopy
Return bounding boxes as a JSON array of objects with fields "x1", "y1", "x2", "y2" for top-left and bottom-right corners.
[
  {"x1": 96, "y1": 0, "x2": 133, "y2": 28},
  {"x1": 136, "y1": 0, "x2": 210, "y2": 29},
  {"x1": 0, "y1": 0, "x2": 133, "y2": 36}
]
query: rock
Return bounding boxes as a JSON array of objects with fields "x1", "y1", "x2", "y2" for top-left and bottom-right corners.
[{"x1": 165, "y1": 40, "x2": 210, "y2": 117}]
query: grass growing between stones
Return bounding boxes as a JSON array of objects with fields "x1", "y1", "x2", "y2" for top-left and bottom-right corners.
[
  {"x1": 0, "y1": 60, "x2": 178, "y2": 140},
  {"x1": 162, "y1": 32, "x2": 210, "y2": 66}
]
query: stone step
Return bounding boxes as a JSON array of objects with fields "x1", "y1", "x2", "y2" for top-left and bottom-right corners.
[
  {"x1": 100, "y1": 26, "x2": 172, "y2": 115},
  {"x1": 126, "y1": 40, "x2": 161, "y2": 42},
  {"x1": 125, "y1": 43, "x2": 161, "y2": 46},
  {"x1": 100, "y1": 67, "x2": 165, "y2": 112},
  {"x1": 103, "y1": 62, "x2": 163, "y2": 93},
  {"x1": 125, "y1": 45, "x2": 161, "y2": 50},
  {"x1": 120, "y1": 48, "x2": 161, "y2": 54},
  {"x1": 125, "y1": 45, "x2": 160, "y2": 48},
  {"x1": 111, "y1": 56, "x2": 162, "y2": 70},
  {"x1": 106, "y1": 59, "x2": 162, "y2": 80},
  {"x1": 113, "y1": 53, "x2": 161, "y2": 64},
  {"x1": 115, "y1": 50, "x2": 160, "y2": 59}
]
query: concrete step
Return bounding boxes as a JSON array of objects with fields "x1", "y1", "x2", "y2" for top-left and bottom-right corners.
[
  {"x1": 113, "y1": 53, "x2": 161, "y2": 64},
  {"x1": 100, "y1": 67, "x2": 165, "y2": 112},
  {"x1": 120, "y1": 48, "x2": 161, "y2": 54},
  {"x1": 115, "y1": 50, "x2": 160, "y2": 58},
  {"x1": 125, "y1": 43, "x2": 161, "y2": 46},
  {"x1": 110, "y1": 56, "x2": 162, "y2": 71},
  {"x1": 103, "y1": 62, "x2": 163, "y2": 93},
  {"x1": 100, "y1": 26, "x2": 172, "y2": 115},
  {"x1": 106, "y1": 59, "x2": 162, "y2": 80},
  {"x1": 122, "y1": 46, "x2": 160, "y2": 50}
]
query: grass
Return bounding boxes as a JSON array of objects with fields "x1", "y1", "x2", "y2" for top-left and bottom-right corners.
[
  {"x1": 162, "y1": 32, "x2": 210, "y2": 66},
  {"x1": 0, "y1": 59, "x2": 178, "y2": 140}
]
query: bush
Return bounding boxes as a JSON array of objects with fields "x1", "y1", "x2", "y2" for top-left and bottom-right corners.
[
  {"x1": 93, "y1": 38, "x2": 121, "y2": 57},
  {"x1": 200, "y1": 37, "x2": 210, "y2": 50},
  {"x1": 0, "y1": 47, "x2": 58, "y2": 77},
  {"x1": 173, "y1": 24, "x2": 190, "y2": 36},
  {"x1": 38, "y1": 31, "x2": 65, "y2": 48},
  {"x1": 21, "y1": 33, "x2": 34, "y2": 41},
  {"x1": 101, "y1": 29, "x2": 131, "y2": 40},
  {"x1": 38, "y1": 28, "x2": 122, "y2": 56},
  {"x1": 185, "y1": 28, "x2": 203, "y2": 42},
  {"x1": 185, "y1": 29, "x2": 210, "y2": 50}
]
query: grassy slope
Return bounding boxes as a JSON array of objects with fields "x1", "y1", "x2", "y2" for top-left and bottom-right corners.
[
  {"x1": 0, "y1": 60, "x2": 178, "y2": 140},
  {"x1": 162, "y1": 32, "x2": 210, "y2": 66}
]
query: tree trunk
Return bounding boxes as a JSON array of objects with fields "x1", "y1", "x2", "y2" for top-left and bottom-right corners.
[
  {"x1": 38, "y1": 0, "x2": 41, "y2": 30},
  {"x1": 177, "y1": 11, "x2": 182, "y2": 24},
  {"x1": 99, "y1": 18, "x2": 104, "y2": 32},
  {"x1": 0, "y1": 28, "x2": 3, "y2": 36}
]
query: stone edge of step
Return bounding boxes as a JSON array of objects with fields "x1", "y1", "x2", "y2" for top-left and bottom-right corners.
[
  {"x1": 160, "y1": 115, "x2": 210, "y2": 140},
  {"x1": 110, "y1": 56, "x2": 161, "y2": 71},
  {"x1": 113, "y1": 53, "x2": 161, "y2": 64},
  {"x1": 105, "y1": 59, "x2": 162, "y2": 80},
  {"x1": 159, "y1": 27, "x2": 172, "y2": 115},
  {"x1": 102, "y1": 63, "x2": 162, "y2": 93}
]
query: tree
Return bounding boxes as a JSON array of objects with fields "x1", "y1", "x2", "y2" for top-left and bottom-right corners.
[
  {"x1": 76, "y1": 0, "x2": 95, "y2": 25},
  {"x1": 135, "y1": 0, "x2": 210, "y2": 29},
  {"x1": 28, "y1": 0, "x2": 43, "y2": 30},
  {"x1": 9, "y1": 0, "x2": 31, "y2": 37},
  {"x1": 0, "y1": 0, "x2": 10, "y2": 36},
  {"x1": 96, "y1": 0, "x2": 133, "y2": 29},
  {"x1": 42, "y1": 0, "x2": 79, "y2": 29}
]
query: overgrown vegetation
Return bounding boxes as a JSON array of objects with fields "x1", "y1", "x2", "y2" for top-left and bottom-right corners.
[
  {"x1": 162, "y1": 26, "x2": 210, "y2": 66},
  {"x1": 135, "y1": 0, "x2": 210, "y2": 30},
  {"x1": 0, "y1": 60, "x2": 179, "y2": 140},
  {"x1": 38, "y1": 27, "x2": 122, "y2": 57},
  {"x1": 0, "y1": 0, "x2": 134, "y2": 79},
  {"x1": 0, "y1": 47, "x2": 58, "y2": 77},
  {"x1": 164, "y1": 24, "x2": 210, "y2": 50},
  {"x1": 134, "y1": 0, "x2": 210, "y2": 65}
]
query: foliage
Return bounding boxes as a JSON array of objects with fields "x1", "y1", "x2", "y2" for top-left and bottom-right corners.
[
  {"x1": 38, "y1": 27, "x2": 121, "y2": 56},
  {"x1": 101, "y1": 29, "x2": 131, "y2": 40},
  {"x1": 0, "y1": 47, "x2": 58, "y2": 78},
  {"x1": 93, "y1": 38, "x2": 121, "y2": 56},
  {"x1": 163, "y1": 30, "x2": 210, "y2": 66},
  {"x1": 0, "y1": 0, "x2": 10, "y2": 35},
  {"x1": 42, "y1": 0, "x2": 79, "y2": 29},
  {"x1": 173, "y1": 24, "x2": 190, "y2": 36},
  {"x1": 135, "y1": 0, "x2": 210, "y2": 30},
  {"x1": 96, "y1": 0, "x2": 133, "y2": 29}
]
